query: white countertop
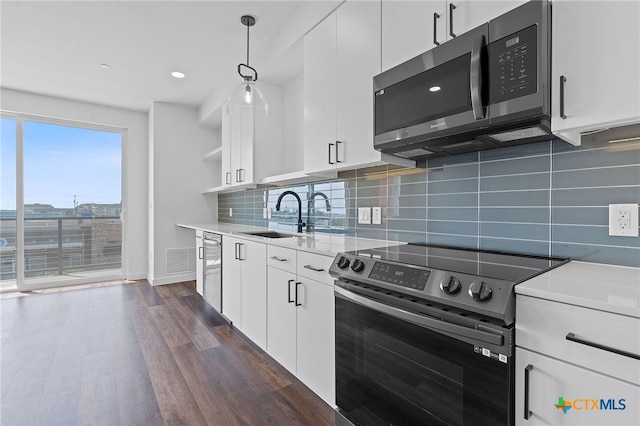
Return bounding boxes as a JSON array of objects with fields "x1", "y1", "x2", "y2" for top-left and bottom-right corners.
[
  {"x1": 177, "y1": 222, "x2": 403, "y2": 257},
  {"x1": 516, "y1": 261, "x2": 640, "y2": 318}
]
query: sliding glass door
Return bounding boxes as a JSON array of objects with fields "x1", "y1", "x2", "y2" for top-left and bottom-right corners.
[{"x1": 0, "y1": 115, "x2": 124, "y2": 291}]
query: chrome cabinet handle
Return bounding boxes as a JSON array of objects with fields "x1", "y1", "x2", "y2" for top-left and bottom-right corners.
[
  {"x1": 270, "y1": 256, "x2": 287, "y2": 262},
  {"x1": 433, "y1": 13, "x2": 441, "y2": 46},
  {"x1": 287, "y1": 279, "x2": 295, "y2": 303},
  {"x1": 328, "y1": 143, "x2": 334, "y2": 165},
  {"x1": 238, "y1": 168, "x2": 245, "y2": 182},
  {"x1": 335, "y1": 141, "x2": 342, "y2": 163},
  {"x1": 225, "y1": 172, "x2": 231, "y2": 185},
  {"x1": 524, "y1": 364, "x2": 533, "y2": 420},
  {"x1": 560, "y1": 76, "x2": 567, "y2": 119},
  {"x1": 234, "y1": 242, "x2": 239, "y2": 260},
  {"x1": 303, "y1": 264, "x2": 324, "y2": 272},
  {"x1": 449, "y1": 3, "x2": 456, "y2": 38},
  {"x1": 198, "y1": 246, "x2": 204, "y2": 260},
  {"x1": 566, "y1": 332, "x2": 640, "y2": 360}
]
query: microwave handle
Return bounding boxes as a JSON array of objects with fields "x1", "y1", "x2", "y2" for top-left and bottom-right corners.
[{"x1": 470, "y1": 34, "x2": 486, "y2": 120}]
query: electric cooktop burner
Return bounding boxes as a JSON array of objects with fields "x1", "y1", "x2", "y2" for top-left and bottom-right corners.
[
  {"x1": 329, "y1": 243, "x2": 568, "y2": 325},
  {"x1": 349, "y1": 243, "x2": 567, "y2": 282}
]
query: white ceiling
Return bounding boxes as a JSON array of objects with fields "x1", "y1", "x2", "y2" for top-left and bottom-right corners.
[{"x1": 0, "y1": 0, "x2": 340, "y2": 113}]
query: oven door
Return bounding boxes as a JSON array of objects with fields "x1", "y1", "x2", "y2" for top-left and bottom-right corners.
[{"x1": 335, "y1": 285, "x2": 514, "y2": 426}]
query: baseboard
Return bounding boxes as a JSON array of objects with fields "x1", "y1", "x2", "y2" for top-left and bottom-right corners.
[{"x1": 149, "y1": 272, "x2": 196, "y2": 286}]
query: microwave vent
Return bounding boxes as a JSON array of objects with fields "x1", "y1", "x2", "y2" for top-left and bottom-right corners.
[
  {"x1": 488, "y1": 126, "x2": 548, "y2": 142},
  {"x1": 393, "y1": 148, "x2": 435, "y2": 158}
]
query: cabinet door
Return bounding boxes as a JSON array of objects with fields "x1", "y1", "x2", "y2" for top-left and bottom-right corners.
[
  {"x1": 266, "y1": 267, "x2": 298, "y2": 375},
  {"x1": 515, "y1": 348, "x2": 640, "y2": 426},
  {"x1": 221, "y1": 236, "x2": 242, "y2": 327},
  {"x1": 195, "y1": 230, "x2": 204, "y2": 296},
  {"x1": 239, "y1": 239, "x2": 266, "y2": 350},
  {"x1": 447, "y1": 1, "x2": 526, "y2": 39},
  {"x1": 382, "y1": 0, "x2": 446, "y2": 72},
  {"x1": 221, "y1": 103, "x2": 232, "y2": 188},
  {"x1": 229, "y1": 108, "x2": 255, "y2": 185},
  {"x1": 296, "y1": 277, "x2": 336, "y2": 405},
  {"x1": 303, "y1": 11, "x2": 337, "y2": 174},
  {"x1": 551, "y1": 0, "x2": 640, "y2": 142},
  {"x1": 336, "y1": 0, "x2": 385, "y2": 170}
]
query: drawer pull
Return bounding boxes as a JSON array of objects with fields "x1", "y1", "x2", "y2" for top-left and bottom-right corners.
[
  {"x1": 566, "y1": 332, "x2": 640, "y2": 360},
  {"x1": 270, "y1": 256, "x2": 287, "y2": 262},
  {"x1": 303, "y1": 264, "x2": 324, "y2": 272},
  {"x1": 524, "y1": 364, "x2": 533, "y2": 420}
]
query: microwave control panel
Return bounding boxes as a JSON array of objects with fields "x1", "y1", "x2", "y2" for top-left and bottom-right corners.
[{"x1": 489, "y1": 24, "x2": 538, "y2": 104}]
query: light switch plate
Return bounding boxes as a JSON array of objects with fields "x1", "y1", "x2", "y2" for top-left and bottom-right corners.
[
  {"x1": 372, "y1": 207, "x2": 382, "y2": 225},
  {"x1": 609, "y1": 204, "x2": 639, "y2": 236},
  {"x1": 358, "y1": 207, "x2": 372, "y2": 224}
]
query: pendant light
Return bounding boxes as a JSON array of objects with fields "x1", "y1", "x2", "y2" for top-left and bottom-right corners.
[{"x1": 227, "y1": 15, "x2": 269, "y2": 117}]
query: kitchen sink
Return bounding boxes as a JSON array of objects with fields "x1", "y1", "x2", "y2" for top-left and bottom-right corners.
[{"x1": 240, "y1": 231, "x2": 294, "y2": 239}]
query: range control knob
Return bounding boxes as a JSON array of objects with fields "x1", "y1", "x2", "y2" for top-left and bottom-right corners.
[
  {"x1": 351, "y1": 259, "x2": 365, "y2": 273},
  {"x1": 468, "y1": 281, "x2": 492, "y2": 302},
  {"x1": 336, "y1": 256, "x2": 350, "y2": 269},
  {"x1": 440, "y1": 276, "x2": 462, "y2": 295}
]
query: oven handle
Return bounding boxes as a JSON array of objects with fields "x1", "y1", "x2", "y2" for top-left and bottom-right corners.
[{"x1": 335, "y1": 286, "x2": 504, "y2": 346}]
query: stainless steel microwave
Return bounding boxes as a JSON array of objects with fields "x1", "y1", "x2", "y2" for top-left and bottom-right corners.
[{"x1": 374, "y1": 0, "x2": 552, "y2": 164}]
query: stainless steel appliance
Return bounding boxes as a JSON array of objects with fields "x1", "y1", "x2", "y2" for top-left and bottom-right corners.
[
  {"x1": 203, "y1": 232, "x2": 222, "y2": 312},
  {"x1": 329, "y1": 243, "x2": 567, "y2": 426},
  {"x1": 374, "y1": 0, "x2": 555, "y2": 164}
]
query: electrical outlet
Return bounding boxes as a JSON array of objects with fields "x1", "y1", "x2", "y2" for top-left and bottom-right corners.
[
  {"x1": 358, "y1": 207, "x2": 372, "y2": 224},
  {"x1": 229, "y1": 208, "x2": 233, "y2": 217},
  {"x1": 372, "y1": 207, "x2": 382, "y2": 225},
  {"x1": 609, "y1": 204, "x2": 639, "y2": 237}
]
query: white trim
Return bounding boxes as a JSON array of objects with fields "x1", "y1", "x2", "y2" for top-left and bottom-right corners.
[{"x1": 148, "y1": 272, "x2": 196, "y2": 286}]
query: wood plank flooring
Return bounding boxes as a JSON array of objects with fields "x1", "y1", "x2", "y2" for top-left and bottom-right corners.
[{"x1": 0, "y1": 281, "x2": 334, "y2": 425}]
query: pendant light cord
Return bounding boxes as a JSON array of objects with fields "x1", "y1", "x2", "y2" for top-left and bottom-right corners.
[{"x1": 246, "y1": 21, "x2": 250, "y2": 66}]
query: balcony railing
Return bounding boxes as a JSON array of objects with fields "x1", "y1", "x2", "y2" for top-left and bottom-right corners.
[{"x1": 0, "y1": 216, "x2": 122, "y2": 281}]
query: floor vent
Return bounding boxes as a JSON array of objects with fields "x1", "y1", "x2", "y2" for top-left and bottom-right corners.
[{"x1": 166, "y1": 247, "x2": 196, "y2": 274}]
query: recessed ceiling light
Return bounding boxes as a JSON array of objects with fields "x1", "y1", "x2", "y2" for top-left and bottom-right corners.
[
  {"x1": 100, "y1": 63, "x2": 110, "y2": 69},
  {"x1": 429, "y1": 85, "x2": 441, "y2": 92},
  {"x1": 171, "y1": 71, "x2": 186, "y2": 79}
]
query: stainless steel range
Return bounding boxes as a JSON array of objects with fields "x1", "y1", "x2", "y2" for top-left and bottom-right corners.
[{"x1": 330, "y1": 243, "x2": 567, "y2": 426}]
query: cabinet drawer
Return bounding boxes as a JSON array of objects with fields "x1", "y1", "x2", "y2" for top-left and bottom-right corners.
[
  {"x1": 296, "y1": 251, "x2": 334, "y2": 286},
  {"x1": 515, "y1": 347, "x2": 639, "y2": 426},
  {"x1": 516, "y1": 296, "x2": 640, "y2": 384},
  {"x1": 267, "y1": 246, "x2": 297, "y2": 273}
]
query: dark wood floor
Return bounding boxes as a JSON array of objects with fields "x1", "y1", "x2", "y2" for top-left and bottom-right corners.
[{"x1": 0, "y1": 281, "x2": 334, "y2": 425}]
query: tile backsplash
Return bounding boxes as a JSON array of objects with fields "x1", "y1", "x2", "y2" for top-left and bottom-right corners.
[{"x1": 219, "y1": 138, "x2": 640, "y2": 267}]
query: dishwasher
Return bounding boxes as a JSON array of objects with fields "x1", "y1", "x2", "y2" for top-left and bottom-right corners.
[{"x1": 202, "y1": 232, "x2": 222, "y2": 312}]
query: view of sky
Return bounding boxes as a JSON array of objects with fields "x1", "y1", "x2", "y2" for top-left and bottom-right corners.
[{"x1": 0, "y1": 118, "x2": 122, "y2": 210}]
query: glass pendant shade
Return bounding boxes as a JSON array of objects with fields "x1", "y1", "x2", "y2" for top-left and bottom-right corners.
[{"x1": 227, "y1": 78, "x2": 270, "y2": 117}]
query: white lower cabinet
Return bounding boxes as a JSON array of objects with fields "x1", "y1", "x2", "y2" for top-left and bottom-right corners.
[
  {"x1": 195, "y1": 229, "x2": 204, "y2": 296},
  {"x1": 515, "y1": 295, "x2": 640, "y2": 426},
  {"x1": 515, "y1": 347, "x2": 639, "y2": 426},
  {"x1": 267, "y1": 249, "x2": 335, "y2": 405},
  {"x1": 221, "y1": 236, "x2": 267, "y2": 350}
]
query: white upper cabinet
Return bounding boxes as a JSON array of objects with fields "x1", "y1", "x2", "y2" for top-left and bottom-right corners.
[
  {"x1": 304, "y1": 0, "x2": 414, "y2": 175},
  {"x1": 382, "y1": 1, "x2": 446, "y2": 71},
  {"x1": 447, "y1": 1, "x2": 527, "y2": 38},
  {"x1": 551, "y1": 0, "x2": 640, "y2": 145},
  {"x1": 381, "y1": 1, "x2": 527, "y2": 72}
]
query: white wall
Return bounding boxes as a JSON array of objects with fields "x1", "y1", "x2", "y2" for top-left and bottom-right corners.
[
  {"x1": 149, "y1": 102, "x2": 218, "y2": 285},
  {"x1": 0, "y1": 88, "x2": 149, "y2": 280}
]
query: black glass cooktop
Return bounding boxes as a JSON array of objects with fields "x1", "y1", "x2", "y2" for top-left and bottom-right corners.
[{"x1": 349, "y1": 243, "x2": 568, "y2": 283}]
